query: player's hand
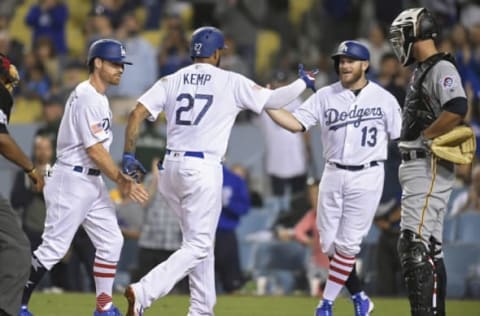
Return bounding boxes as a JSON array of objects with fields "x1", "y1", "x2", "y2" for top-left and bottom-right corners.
[
  {"x1": 298, "y1": 64, "x2": 318, "y2": 92},
  {"x1": 117, "y1": 173, "x2": 149, "y2": 204},
  {"x1": 26, "y1": 168, "x2": 45, "y2": 192},
  {"x1": 122, "y1": 153, "x2": 147, "y2": 183}
]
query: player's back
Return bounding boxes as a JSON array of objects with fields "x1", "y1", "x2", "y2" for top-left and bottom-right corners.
[{"x1": 141, "y1": 63, "x2": 269, "y2": 158}]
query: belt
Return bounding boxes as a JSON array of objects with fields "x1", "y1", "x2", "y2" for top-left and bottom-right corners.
[
  {"x1": 73, "y1": 165, "x2": 101, "y2": 176},
  {"x1": 166, "y1": 149, "x2": 204, "y2": 158},
  {"x1": 401, "y1": 150, "x2": 427, "y2": 161},
  {"x1": 331, "y1": 161, "x2": 379, "y2": 171}
]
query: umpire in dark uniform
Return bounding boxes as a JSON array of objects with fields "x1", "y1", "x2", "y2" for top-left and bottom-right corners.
[
  {"x1": 389, "y1": 8, "x2": 469, "y2": 316},
  {"x1": 0, "y1": 54, "x2": 44, "y2": 316}
]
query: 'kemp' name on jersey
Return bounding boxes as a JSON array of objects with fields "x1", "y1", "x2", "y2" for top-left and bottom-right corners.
[
  {"x1": 183, "y1": 73, "x2": 212, "y2": 85},
  {"x1": 325, "y1": 104, "x2": 383, "y2": 131}
]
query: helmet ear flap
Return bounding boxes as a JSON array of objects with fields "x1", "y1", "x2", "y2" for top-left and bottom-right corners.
[{"x1": 417, "y1": 10, "x2": 437, "y2": 40}]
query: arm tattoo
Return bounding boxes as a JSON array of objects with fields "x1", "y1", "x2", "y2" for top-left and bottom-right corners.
[{"x1": 124, "y1": 113, "x2": 142, "y2": 153}]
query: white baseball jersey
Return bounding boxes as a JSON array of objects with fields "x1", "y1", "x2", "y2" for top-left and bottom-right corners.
[
  {"x1": 56, "y1": 80, "x2": 113, "y2": 168},
  {"x1": 138, "y1": 63, "x2": 273, "y2": 157},
  {"x1": 293, "y1": 81, "x2": 402, "y2": 165},
  {"x1": 260, "y1": 97, "x2": 307, "y2": 178}
]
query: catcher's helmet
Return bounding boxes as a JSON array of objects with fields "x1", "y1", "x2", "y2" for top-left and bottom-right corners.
[
  {"x1": 331, "y1": 40, "x2": 370, "y2": 73},
  {"x1": 190, "y1": 26, "x2": 227, "y2": 59},
  {"x1": 87, "y1": 39, "x2": 132, "y2": 65},
  {"x1": 389, "y1": 7, "x2": 438, "y2": 66}
]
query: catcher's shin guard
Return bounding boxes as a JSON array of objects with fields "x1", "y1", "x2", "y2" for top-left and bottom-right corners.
[
  {"x1": 398, "y1": 230, "x2": 435, "y2": 316},
  {"x1": 430, "y1": 237, "x2": 446, "y2": 316}
]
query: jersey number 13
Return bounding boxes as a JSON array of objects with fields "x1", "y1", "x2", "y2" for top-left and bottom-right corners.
[{"x1": 361, "y1": 126, "x2": 377, "y2": 147}]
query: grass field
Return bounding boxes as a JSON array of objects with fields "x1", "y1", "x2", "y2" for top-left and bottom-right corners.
[{"x1": 27, "y1": 293, "x2": 480, "y2": 315}]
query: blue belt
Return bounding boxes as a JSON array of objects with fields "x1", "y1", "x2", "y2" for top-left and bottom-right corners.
[
  {"x1": 166, "y1": 149, "x2": 204, "y2": 158},
  {"x1": 73, "y1": 166, "x2": 101, "y2": 176},
  {"x1": 332, "y1": 161, "x2": 379, "y2": 171}
]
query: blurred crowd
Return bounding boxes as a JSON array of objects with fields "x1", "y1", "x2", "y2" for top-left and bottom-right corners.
[{"x1": 3, "y1": 0, "x2": 480, "y2": 298}]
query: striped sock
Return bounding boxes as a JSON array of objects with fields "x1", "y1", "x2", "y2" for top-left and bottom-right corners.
[
  {"x1": 93, "y1": 257, "x2": 117, "y2": 311},
  {"x1": 323, "y1": 252, "x2": 355, "y2": 301}
]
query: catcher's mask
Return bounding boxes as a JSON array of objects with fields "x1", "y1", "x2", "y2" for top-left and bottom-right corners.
[
  {"x1": 389, "y1": 7, "x2": 437, "y2": 66},
  {"x1": 0, "y1": 53, "x2": 20, "y2": 88}
]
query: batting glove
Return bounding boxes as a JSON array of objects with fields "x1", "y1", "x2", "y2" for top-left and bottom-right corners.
[
  {"x1": 298, "y1": 64, "x2": 319, "y2": 92},
  {"x1": 122, "y1": 153, "x2": 147, "y2": 182}
]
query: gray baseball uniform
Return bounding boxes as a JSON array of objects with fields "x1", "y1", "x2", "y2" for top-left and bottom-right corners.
[{"x1": 398, "y1": 56, "x2": 466, "y2": 246}]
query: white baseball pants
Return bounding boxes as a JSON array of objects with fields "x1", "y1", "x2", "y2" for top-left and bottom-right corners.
[
  {"x1": 317, "y1": 163, "x2": 384, "y2": 257},
  {"x1": 131, "y1": 153, "x2": 223, "y2": 316},
  {"x1": 34, "y1": 164, "x2": 123, "y2": 270}
]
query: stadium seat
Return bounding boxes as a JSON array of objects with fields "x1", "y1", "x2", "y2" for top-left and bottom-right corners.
[
  {"x1": 288, "y1": 0, "x2": 314, "y2": 27},
  {"x1": 67, "y1": 21, "x2": 86, "y2": 58},
  {"x1": 9, "y1": 0, "x2": 33, "y2": 49},
  {"x1": 65, "y1": 0, "x2": 90, "y2": 25},
  {"x1": 446, "y1": 186, "x2": 468, "y2": 217},
  {"x1": 141, "y1": 29, "x2": 165, "y2": 49},
  {"x1": 255, "y1": 30, "x2": 281, "y2": 78},
  {"x1": 236, "y1": 208, "x2": 277, "y2": 274},
  {"x1": 456, "y1": 212, "x2": 480, "y2": 243},
  {"x1": 10, "y1": 97, "x2": 42, "y2": 123},
  {"x1": 443, "y1": 243, "x2": 480, "y2": 298},
  {"x1": 443, "y1": 217, "x2": 457, "y2": 243}
]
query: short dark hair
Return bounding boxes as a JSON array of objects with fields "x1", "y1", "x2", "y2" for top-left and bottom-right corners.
[{"x1": 88, "y1": 58, "x2": 97, "y2": 74}]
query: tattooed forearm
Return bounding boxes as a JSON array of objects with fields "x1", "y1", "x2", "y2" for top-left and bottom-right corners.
[{"x1": 124, "y1": 103, "x2": 150, "y2": 153}]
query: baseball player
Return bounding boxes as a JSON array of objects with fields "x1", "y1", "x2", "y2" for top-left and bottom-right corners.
[
  {"x1": 0, "y1": 54, "x2": 44, "y2": 316},
  {"x1": 19, "y1": 39, "x2": 149, "y2": 316},
  {"x1": 389, "y1": 8, "x2": 468, "y2": 316},
  {"x1": 119, "y1": 26, "x2": 317, "y2": 316},
  {"x1": 266, "y1": 41, "x2": 402, "y2": 316}
]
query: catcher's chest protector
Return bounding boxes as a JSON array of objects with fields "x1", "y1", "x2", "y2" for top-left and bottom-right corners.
[{"x1": 400, "y1": 53, "x2": 457, "y2": 141}]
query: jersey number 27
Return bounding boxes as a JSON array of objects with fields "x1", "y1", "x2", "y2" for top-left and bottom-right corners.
[{"x1": 175, "y1": 93, "x2": 213, "y2": 125}]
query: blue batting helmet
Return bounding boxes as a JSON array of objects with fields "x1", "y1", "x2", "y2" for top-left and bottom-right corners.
[
  {"x1": 87, "y1": 39, "x2": 132, "y2": 65},
  {"x1": 331, "y1": 40, "x2": 370, "y2": 73},
  {"x1": 190, "y1": 26, "x2": 227, "y2": 59}
]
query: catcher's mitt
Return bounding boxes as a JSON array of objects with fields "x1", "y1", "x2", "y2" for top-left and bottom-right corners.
[{"x1": 430, "y1": 125, "x2": 476, "y2": 164}]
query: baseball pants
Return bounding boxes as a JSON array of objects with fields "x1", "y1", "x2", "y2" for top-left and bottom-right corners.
[
  {"x1": 131, "y1": 153, "x2": 223, "y2": 316},
  {"x1": 0, "y1": 195, "x2": 30, "y2": 316},
  {"x1": 317, "y1": 163, "x2": 384, "y2": 257},
  {"x1": 399, "y1": 158, "x2": 454, "y2": 247},
  {"x1": 34, "y1": 164, "x2": 123, "y2": 270}
]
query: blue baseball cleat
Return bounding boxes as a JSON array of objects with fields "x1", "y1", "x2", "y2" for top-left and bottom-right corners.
[
  {"x1": 352, "y1": 292, "x2": 374, "y2": 316},
  {"x1": 18, "y1": 305, "x2": 33, "y2": 316},
  {"x1": 315, "y1": 299, "x2": 333, "y2": 316},
  {"x1": 93, "y1": 305, "x2": 123, "y2": 316}
]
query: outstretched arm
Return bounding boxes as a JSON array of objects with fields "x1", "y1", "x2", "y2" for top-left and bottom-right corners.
[
  {"x1": 264, "y1": 64, "x2": 318, "y2": 110},
  {"x1": 266, "y1": 108, "x2": 305, "y2": 133}
]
